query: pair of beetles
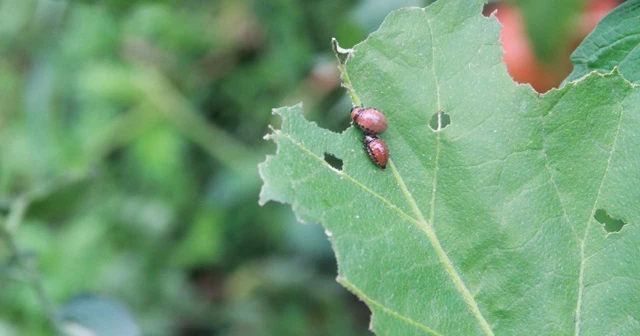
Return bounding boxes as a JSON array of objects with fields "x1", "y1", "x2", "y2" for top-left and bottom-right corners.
[{"x1": 350, "y1": 106, "x2": 389, "y2": 170}]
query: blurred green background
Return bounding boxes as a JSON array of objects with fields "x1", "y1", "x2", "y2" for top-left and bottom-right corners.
[
  {"x1": 0, "y1": 0, "x2": 428, "y2": 335},
  {"x1": 0, "y1": 0, "x2": 609, "y2": 335}
]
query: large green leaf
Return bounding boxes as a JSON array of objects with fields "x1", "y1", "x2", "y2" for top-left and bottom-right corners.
[
  {"x1": 260, "y1": 0, "x2": 640, "y2": 334},
  {"x1": 565, "y1": 0, "x2": 640, "y2": 84}
]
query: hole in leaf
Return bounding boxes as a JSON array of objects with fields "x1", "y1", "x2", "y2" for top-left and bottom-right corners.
[
  {"x1": 307, "y1": 98, "x2": 352, "y2": 133},
  {"x1": 324, "y1": 153, "x2": 343, "y2": 171},
  {"x1": 429, "y1": 110, "x2": 451, "y2": 131},
  {"x1": 594, "y1": 209, "x2": 626, "y2": 233}
]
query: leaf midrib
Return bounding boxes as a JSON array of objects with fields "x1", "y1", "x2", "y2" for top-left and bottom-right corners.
[
  {"x1": 276, "y1": 131, "x2": 441, "y2": 333},
  {"x1": 325, "y1": 7, "x2": 497, "y2": 334},
  {"x1": 329, "y1": 7, "x2": 497, "y2": 333},
  {"x1": 278, "y1": 127, "x2": 493, "y2": 334},
  {"x1": 574, "y1": 86, "x2": 627, "y2": 336},
  {"x1": 340, "y1": 278, "x2": 442, "y2": 336}
]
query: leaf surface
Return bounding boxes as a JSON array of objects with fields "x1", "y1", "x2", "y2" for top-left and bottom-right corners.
[{"x1": 260, "y1": 0, "x2": 640, "y2": 334}]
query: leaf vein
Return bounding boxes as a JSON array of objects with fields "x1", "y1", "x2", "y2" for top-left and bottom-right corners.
[
  {"x1": 540, "y1": 91, "x2": 582, "y2": 243},
  {"x1": 277, "y1": 131, "x2": 418, "y2": 226},
  {"x1": 575, "y1": 87, "x2": 627, "y2": 336},
  {"x1": 418, "y1": 13, "x2": 495, "y2": 336},
  {"x1": 339, "y1": 278, "x2": 443, "y2": 336}
]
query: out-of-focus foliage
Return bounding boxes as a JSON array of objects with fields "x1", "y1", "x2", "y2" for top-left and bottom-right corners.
[
  {"x1": 0, "y1": 0, "x2": 409, "y2": 334},
  {"x1": 507, "y1": 0, "x2": 587, "y2": 63}
]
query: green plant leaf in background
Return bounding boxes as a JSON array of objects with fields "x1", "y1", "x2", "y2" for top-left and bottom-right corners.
[
  {"x1": 260, "y1": 0, "x2": 640, "y2": 334},
  {"x1": 565, "y1": 0, "x2": 640, "y2": 84}
]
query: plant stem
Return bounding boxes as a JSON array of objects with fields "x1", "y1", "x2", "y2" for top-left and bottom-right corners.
[
  {"x1": 332, "y1": 38, "x2": 361, "y2": 106},
  {"x1": 132, "y1": 68, "x2": 262, "y2": 173},
  {"x1": 4, "y1": 196, "x2": 28, "y2": 233},
  {"x1": 0, "y1": 197, "x2": 62, "y2": 335}
]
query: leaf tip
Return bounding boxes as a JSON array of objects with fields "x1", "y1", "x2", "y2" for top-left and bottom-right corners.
[
  {"x1": 331, "y1": 38, "x2": 353, "y2": 55},
  {"x1": 263, "y1": 128, "x2": 277, "y2": 141}
]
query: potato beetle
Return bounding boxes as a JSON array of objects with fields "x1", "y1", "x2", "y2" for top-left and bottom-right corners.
[
  {"x1": 351, "y1": 106, "x2": 388, "y2": 136},
  {"x1": 363, "y1": 135, "x2": 389, "y2": 170}
]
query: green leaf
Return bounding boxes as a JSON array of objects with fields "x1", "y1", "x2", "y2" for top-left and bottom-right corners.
[
  {"x1": 565, "y1": 0, "x2": 640, "y2": 84},
  {"x1": 171, "y1": 209, "x2": 224, "y2": 267},
  {"x1": 510, "y1": 0, "x2": 586, "y2": 64},
  {"x1": 260, "y1": 0, "x2": 640, "y2": 334}
]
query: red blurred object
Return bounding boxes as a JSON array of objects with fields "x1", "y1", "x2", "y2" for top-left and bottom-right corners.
[{"x1": 493, "y1": 0, "x2": 619, "y2": 93}]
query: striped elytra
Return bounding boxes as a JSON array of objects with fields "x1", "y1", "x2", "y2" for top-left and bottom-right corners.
[
  {"x1": 351, "y1": 106, "x2": 388, "y2": 136},
  {"x1": 363, "y1": 135, "x2": 389, "y2": 170}
]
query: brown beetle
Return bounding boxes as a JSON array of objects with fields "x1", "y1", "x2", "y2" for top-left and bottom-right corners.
[
  {"x1": 363, "y1": 135, "x2": 389, "y2": 170},
  {"x1": 351, "y1": 106, "x2": 388, "y2": 136}
]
